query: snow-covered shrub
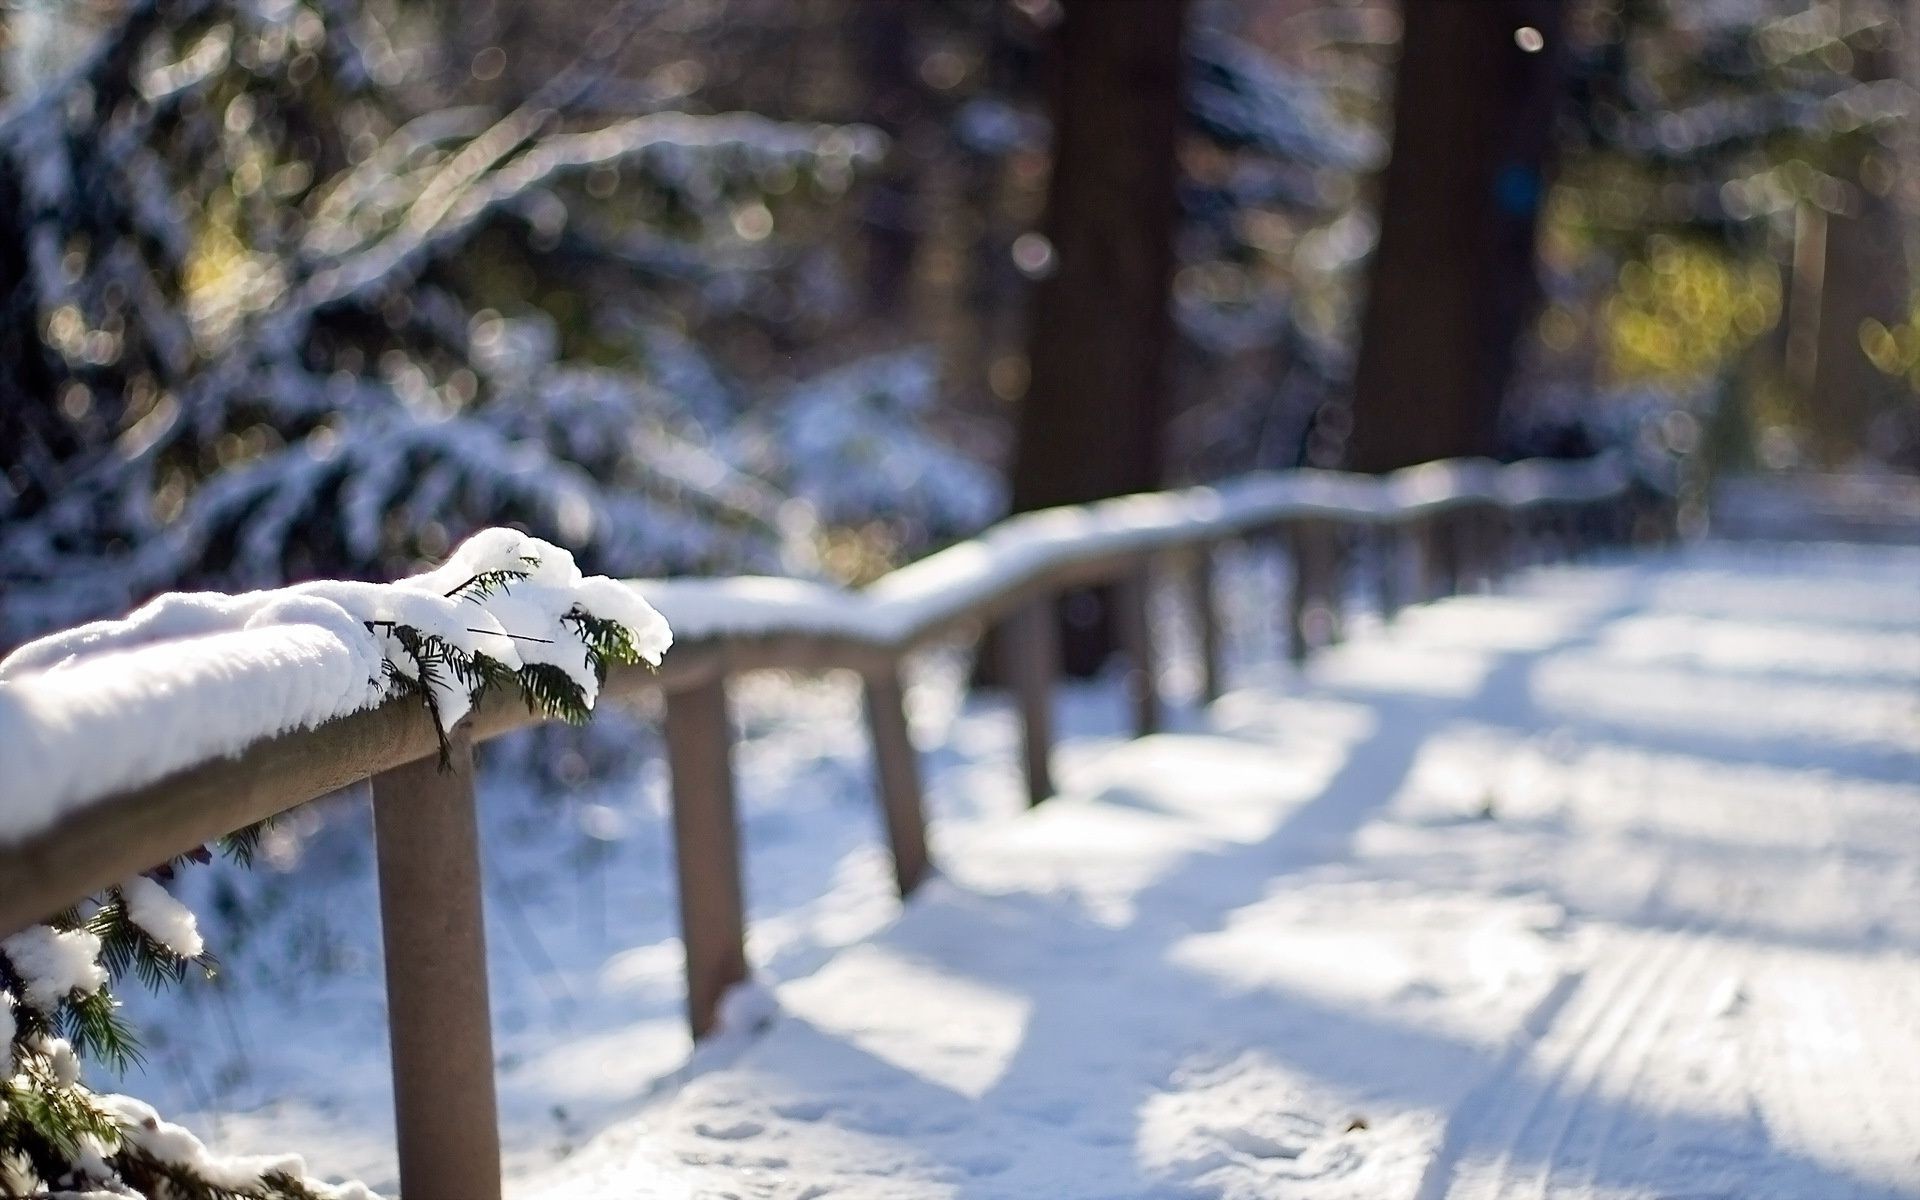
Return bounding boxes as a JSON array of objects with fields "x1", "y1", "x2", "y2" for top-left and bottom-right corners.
[
  {"x1": 1168, "y1": 15, "x2": 1383, "y2": 478},
  {"x1": 0, "y1": 0, "x2": 883, "y2": 647},
  {"x1": 736, "y1": 349, "x2": 1002, "y2": 569},
  {"x1": 0, "y1": 528, "x2": 672, "y2": 1199}
]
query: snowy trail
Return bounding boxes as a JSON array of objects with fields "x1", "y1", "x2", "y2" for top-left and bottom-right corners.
[{"x1": 527, "y1": 542, "x2": 1920, "y2": 1200}]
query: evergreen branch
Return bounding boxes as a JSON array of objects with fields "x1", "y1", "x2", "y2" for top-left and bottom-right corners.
[
  {"x1": 1, "y1": 1070, "x2": 122, "y2": 1163},
  {"x1": 59, "y1": 989, "x2": 145, "y2": 1073},
  {"x1": 467, "y1": 627, "x2": 556, "y2": 643},
  {"x1": 565, "y1": 609, "x2": 655, "y2": 685},
  {"x1": 440, "y1": 556, "x2": 538, "y2": 602},
  {"x1": 219, "y1": 820, "x2": 271, "y2": 867},
  {"x1": 119, "y1": 1145, "x2": 344, "y2": 1200},
  {"x1": 515, "y1": 662, "x2": 593, "y2": 724}
]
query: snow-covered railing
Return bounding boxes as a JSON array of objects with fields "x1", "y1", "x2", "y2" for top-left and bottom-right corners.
[{"x1": 0, "y1": 453, "x2": 1654, "y2": 1200}]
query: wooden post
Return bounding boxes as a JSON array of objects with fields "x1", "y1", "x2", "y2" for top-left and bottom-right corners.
[
  {"x1": 1547, "y1": 502, "x2": 1573, "y2": 561},
  {"x1": 1286, "y1": 524, "x2": 1310, "y2": 665},
  {"x1": 1187, "y1": 546, "x2": 1224, "y2": 705},
  {"x1": 1266, "y1": 527, "x2": 1293, "y2": 660},
  {"x1": 1377, "y1": 525, "x2": 1406, "y2": 621},
  {"x1": 1427, "y1": 513, "x2": 1462, "y2": 596},
  {"x1": 1003, "y1": 598, "x2": 1059, "y2": 805},
  {"x1": 664, "y1": 676, "x2": 748, "y2": 1040},
  {"x1": 1322, "y1": 522, "x2": 1346, "y2": 643},
  {"x1": 1288, "y1": 520, "x2": 1340, "y2": 663},
  {"x1": 1456, "y1": 507, "x2": 1486, "y2": 592},
  {"x1": 372, "y1": 734, "x2": 503, "y2": 1200},
  {"x1": 1117, "y1": 563, "x2": 1160, "y2": 737},
  {"x1": 862, "y1": 664, "x2": 931, "y2": 897},
  {"x1": 1486, "y1": 506, "x2": 1514, "y2": 585}
]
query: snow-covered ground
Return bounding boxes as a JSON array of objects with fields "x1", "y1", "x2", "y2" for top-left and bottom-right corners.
[
  {"x1": 524, "y1": 541, "x2": 1920, "y2": 1200},
  {"x1": 96, "y1": 539, "x2": 1920, "y2": 1198},
  {"x1": 106, "y1": 544, "x2": 1290, "y2": 1193}
]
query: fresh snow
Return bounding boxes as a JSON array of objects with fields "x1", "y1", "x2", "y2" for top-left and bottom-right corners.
[
  {"x1": 0, "y1": 925, "x2": 108, "y2": 1011},
  {"x1": 119, "y1": 875, "x2": 206, "y2": 961},
  {"x1": 530, "y1": 540, "x2": 1920, "y2": 1200},
  {"x1": 95, "y1": 1092, "x2": 380, "y2": 1200},
  {"x1": 74, "y1": 534, "x2": 1919, "y2": 1200},
  {"x1": 0, "y1": 528, "x2": 670, "y2": 842},
  {"x1": 638, "y1": 455, "x2": 1628, "y2": 646}
]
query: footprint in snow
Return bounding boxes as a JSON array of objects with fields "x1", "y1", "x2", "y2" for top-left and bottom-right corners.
[{"x1": 1206, "y1": 1124, "x2": 1308, "y2": 1160}]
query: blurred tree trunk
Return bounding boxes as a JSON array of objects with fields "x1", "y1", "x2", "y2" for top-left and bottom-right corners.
[
  {"x1": 1346, "y1": 0, "x2": 1568, "y2": 473},
  {"x1": 1807, "y1": 7, "x2": 1911, "y2": 468},
  {"x1": 1007, "y1": 0, "x2": 1190, "y2": 675},
  {"x1": 857, "y1": 1, "x2": 923, "y2": 324}
]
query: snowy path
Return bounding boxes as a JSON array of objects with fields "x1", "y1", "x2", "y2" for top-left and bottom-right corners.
[{"x1": 528, "y1": 543, "x2": 1920, "y2": 1200}]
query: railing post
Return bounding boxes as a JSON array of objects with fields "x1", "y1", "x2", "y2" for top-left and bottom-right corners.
[
  {"x1": 1186, "y1": 545, "x2": 1224, "y2": 705},
  {"x1": 1288, "y1": 519, "x2": 1340, "y2": 663},
  {"x1": 1459, "y1": 506, "x2": 1491, "y2": 591},
  {"x1": 1286, "y1": 523, "x2": 1310, "y2": 665},
  {"x1": 371, "y1": 733, "x2": 503, "y2": 1200},
  {"x1": 1466, "y1": 506, "x2": 1497, "y2": 591},
  {"x1": 1425, "y1": 512, "x2": 1461, "y2": 596},
  {"x1": 663, "y1": 675, "x2": 748, "y2": 1040},
  {"x1": 1487, "y1": 505, "x2": 1515, "y2": 585},
  {"x1": 1117, "y1": 563, "x2": 1161, "y2": 737},
  {"x1": 1377, "y1": 525, "x2": 1407, "y2": 621},
  {"x1": 861, "y1": 663, "x2": 931, "y2": 897},
  {"x1": 1323, "y1": 521, "x2": 1347, "y2": 642},
  {"x1": 1003, "y1": 598, "x2": 1059, "y2": 805},
  {"x1": 1547, "y1": 502, "x2": 1574, "y2": 561}
]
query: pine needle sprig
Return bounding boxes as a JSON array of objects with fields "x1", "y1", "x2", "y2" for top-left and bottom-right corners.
[
  {"x1": 118, "y1": 1147, "x2": 344, "y2": 1200},
  {"x1": 565, "y1": 609, "x2": 655, "y2": 685},
  {"x1": 515, "y1": 662, "x2": 593, "y2": 724},
  {"x1": 218, "y1": 821, "x2": 271, "y2": 867},
  {"x1": 59, "y1": 989, "x2": 146, "y2": 1073},
  {"x1": 0, "y1": 1071, "x2": 122, "y2": 1163},
  {"x1": 440, "y1": 556, "x2": 538, "y2": 603},
  {"x1": 90, "y1": 889, "x2": 215, "y2": 991},
  {"x1": 376, "y1": 623, "x2": 465, "y2": 764}
]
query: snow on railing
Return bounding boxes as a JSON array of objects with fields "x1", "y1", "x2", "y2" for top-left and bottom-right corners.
[
  {"x1": 0, "y1": 454, "x2": 1654, "y2": 1200},
  {"x1": 0, "y1": 529, "x2": 669, "y2": 842},
  {"x1": 637, "y1": 453, "x2": 1629, "y2": 646}
]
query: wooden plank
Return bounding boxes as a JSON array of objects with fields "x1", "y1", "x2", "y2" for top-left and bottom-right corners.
[
  {"x1": 663, "y1": 677, "x2": 748, "y2": 1040},
  {"x1": 371, "y1": 734, "x2": 502, "y2": 1200},
  {"x1": 1116, "y1": 565, "x2": 1161, "y2": 736},
  {"x1": 862, "y1": 664, "x2": 931, "y2": 897},
  {"x1": 1002, "y1": 598, "x2": 1059, "y2": 805}
]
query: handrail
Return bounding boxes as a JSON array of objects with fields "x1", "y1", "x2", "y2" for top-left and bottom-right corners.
[
  {"x1": 0, "y1": 454, "x2": 1656, "y2": 1200},
  {"x1": 637, "y1": 454, "x2": 1630, "y2": 652}
]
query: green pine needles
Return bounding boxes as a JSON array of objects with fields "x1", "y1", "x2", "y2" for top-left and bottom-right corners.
[{"x1": 374, "y1": 599, "x2": 657, "y2": 763}]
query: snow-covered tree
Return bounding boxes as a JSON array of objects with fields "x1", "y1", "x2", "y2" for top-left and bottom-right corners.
[{"x1": 0, "y1": 0, "x2": 890, "y2": 647}]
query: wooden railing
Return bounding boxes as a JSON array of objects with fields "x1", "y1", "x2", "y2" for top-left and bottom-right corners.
[{"x1": 0, "y1": 455, "x2": 1657, "y2": 1200}]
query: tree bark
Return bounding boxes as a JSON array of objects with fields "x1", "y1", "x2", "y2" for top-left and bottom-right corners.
[
  {"x1": 1347, "y1": 0, "x2": 1567, "y2": 473},
  {"x1": 856, "y1": 0, "x2": 924, "y2": 324},
  {"x1": 1008, "y1": 0, "x2": 1190, "y2": 674},
  {"x1": 1807, "y1": 10, "x2": 1911, "y2": 468}
]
